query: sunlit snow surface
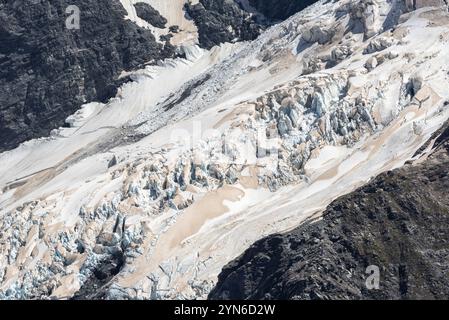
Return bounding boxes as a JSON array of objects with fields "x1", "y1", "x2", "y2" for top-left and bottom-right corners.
[{"x1": 1, "y1": 0, "x2": 449, "y2": 299}]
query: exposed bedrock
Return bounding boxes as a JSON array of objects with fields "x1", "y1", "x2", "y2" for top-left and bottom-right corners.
[
  {"x1": 185, "y1": 0, "x2": 321, "y2": 49},
  {"x1": 134, "y1": 2, "x2": 167, "y2": 28},
  {"x1": 0, "y1": 0, "x2": 176, "y2": 152},
  {"x1": 210, "y1": 124, "x2": 449, "y2": 300},
  {"x1": 184, "y1": 0, "x2": 262, "y2": 49},
  {"x1": 248, "y1": 0, "x2": 322, "y2": 21}
]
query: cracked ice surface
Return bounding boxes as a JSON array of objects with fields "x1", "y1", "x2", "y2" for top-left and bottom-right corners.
[{"x1": 1, "y1": 0, "x2": 449, "y2": 299}]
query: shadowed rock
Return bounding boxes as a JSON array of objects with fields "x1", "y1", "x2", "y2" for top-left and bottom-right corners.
[
  {"x1": 0, "y1": 0, "x2": 176, "y2": 152},
  {"x1": 134, "y1": 2, "x2": 167, "y2": 28}
]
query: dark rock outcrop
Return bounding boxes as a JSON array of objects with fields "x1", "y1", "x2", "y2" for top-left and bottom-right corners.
[
  {"x1": 185, "y1": 0, "x2": 261, "y2": 49},
  {"x1": 0, "y1": 0, "x2": 175, "y2": 152},
  {"x1": 134, "y1": 2, "x2": 167, "y2": 28},
  {"x1": 210, "y1": 123, "x2": 449, "y2": 300},
  {"x1": 72, "y1": 250, "x2": 125, "y2": 300},
  {"x1": 248, "y1": 0, "x2": 321, "y2": 21},
  {"x1": 185, "y1": 0, "x2": 320, "y2": 50}
]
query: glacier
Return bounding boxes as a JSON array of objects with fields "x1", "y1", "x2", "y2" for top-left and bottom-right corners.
[{"x1": 0, "y1": 0, "x2": 449, "y2": 299}]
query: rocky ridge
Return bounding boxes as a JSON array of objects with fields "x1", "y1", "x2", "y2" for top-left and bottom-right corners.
[{"x1": 134, "y1": 2, "x2": 168, "y2": 29}]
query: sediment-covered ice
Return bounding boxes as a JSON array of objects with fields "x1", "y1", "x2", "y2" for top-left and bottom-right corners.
[{"x1": 1, "y1": 0, "x2": 449, "y2": 299}]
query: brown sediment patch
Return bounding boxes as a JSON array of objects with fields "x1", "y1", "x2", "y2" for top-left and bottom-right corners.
[
  {"x1": 119, "y1": 185, "x2": 245, "y2": 287},
  {"x1": 44, "y1": 220, "x2": 67, "y2": 236},
  {"x1": 51, "y1": 251, "x2": 89, "y2": 299},
  {"x1": 143, "y1": 0, "x2": 199, "y2": 46},
  {"x1": 213, "y1": 103, "x2": 256, "y2": 129},
  {"x1": 420, "y1": 9, "x2": 449, "y2": 27},
  {"x1": 52, "y1": 273, "x2": 81, "y2": 299},
  {"x1": 315, "y1": 162, "x2": 340, "y2": 181},
  {"x1": 321, "y1": 86, "x2": 442, "y2": 185},
  {"x1": 269, "y1": 50, "x2": 298, "y2": 75},
  {"x1": 185, "y1": 184, "x2": 200, "y2": 194},
  {"x1": 392, "y1": 26, "x2": 410, "y2": 40},
  {"x1": 118, "y1": 200, "x2": 146, "y2": 216},
  {"x1": 9, "y1": 137, "x2": 105, "y2": 203},
  {"x1": 414, "y1": 85, "x2": 441, "y2": 107},
  {"x1": 365, "y1": 85, "x2": 441, "y2": 159},
  {"x1": 39, "y1": 247, "x2": 53, "y2": 268},
  {"x1": 239, "y1": 166, "x2": 260, "y2": 189},
  {"x1": 306, "y1": 146, "x2": 344, "y2": 180},
  {"x1": 168, "y1": 185, "x2": 244, "y2": 249},
  {"x1": 12, "y1": 168, "x2": 58, "y2": 200}
]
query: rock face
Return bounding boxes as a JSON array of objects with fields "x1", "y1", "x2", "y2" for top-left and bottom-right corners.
[
  {"x1": 184, "y1": 0, "x2": 261, "y2": 49},
  {"x1": 0, "y1": 0, "x2": 175, "y2": 152},
  {"x1": 209, "y1": 124, "x2": 449, "y2": 300},
  {"x1": 248, "y1": 0, "x2": 320, "y2": 21},
  {"x1": 134, "y1": 2, "x2": 167, "y2": 28}
]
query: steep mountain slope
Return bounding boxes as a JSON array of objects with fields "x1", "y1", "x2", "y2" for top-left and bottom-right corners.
[
  {"x1": 184, "y1": 0, "x2": 262, "y2": 49},
  {"x1": 0, "y1": 0, "x2": 176, "y2": 152},
  {"x1": 0, "y1": 0, "x2": 448, "y2": 300},
  {"x1": 0, "y1": 0, "x2": 317, "y2": 153},
  {"x1": 210, "y1": 122, "x2": 449, "y2": 300},
  {"x1": 184, "y1": 0, "x2": 321, "y2": 49}
]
